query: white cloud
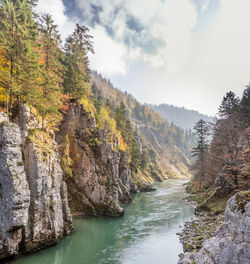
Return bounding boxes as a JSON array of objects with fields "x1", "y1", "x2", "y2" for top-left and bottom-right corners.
[
  {"x1": 89, "y1": 26, "x2": 127, "y2": 76},
  {"x1": 36, "y1": 0, "x2": 128, "y2": 76},
  {"x1": 185, "y1": 0, "x2": 250, "y2": 100},
  {"x1": 74, "y1": 0, "x2": 198, "y2": 72},
  {"x1": 36, "y1": 0, "x2": 75, "y2": 41},
  {"x1": 36, "y1": 0, "x2": 250, "y2": 115}
]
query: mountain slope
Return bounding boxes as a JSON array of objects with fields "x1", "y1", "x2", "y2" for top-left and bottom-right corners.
[
  {"x1": 151, "y1": 104, "x2": 213, "y2": 130},
  {"x1": 91, "y1": 71, "x2": 195, "y2": 179}
]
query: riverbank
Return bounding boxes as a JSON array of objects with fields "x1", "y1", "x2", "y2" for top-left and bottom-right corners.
[
  {"x1": 178, "y1": 182, "x2": 250, "y2": 264},
  {"x1": 178, "y1": 215, "x2": 223, "y2": 252},
  {"x1": 178, "y1": 190, "x2": 250, "y2": 264},
  {"x1": 177, "y1": 183, "x2": 225, "y2": 260}
]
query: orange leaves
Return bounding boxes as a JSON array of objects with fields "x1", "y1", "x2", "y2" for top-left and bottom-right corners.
[{"x1": 60, "y1": 94, "x2": 70, "y2": 112}]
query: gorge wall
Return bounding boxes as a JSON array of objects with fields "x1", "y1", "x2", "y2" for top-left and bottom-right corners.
[
  {"x1": 56, "y1": 103, "x2": 153, "y2": 217},
  {"x1": 0, "y1": 108, "x2": 73, "y2": 260},
  {"x1": 0, "y1": 103, "x2": 157, "y2": 261}
]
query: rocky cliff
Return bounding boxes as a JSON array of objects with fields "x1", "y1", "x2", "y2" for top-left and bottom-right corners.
[
  {"x1": 178, "y1": 191, "x2": 250, "y2": 264},
  {"x1": 0, "y1": 102, "x2": 158, "y2": 261},
  {"x1": 0, "y1": 108, "x2": 73, "y2": 261},
  {"x1": 56, "y1": 103, "x2": 151, "y2": 217}
]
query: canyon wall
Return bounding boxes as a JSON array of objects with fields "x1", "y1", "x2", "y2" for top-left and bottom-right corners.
[
  {"x1": 56, "y1": 104, "x2": 152, "y2": 217},
  {"x1": 0, "y1": 109, "x2": 73, "y2": 260}
]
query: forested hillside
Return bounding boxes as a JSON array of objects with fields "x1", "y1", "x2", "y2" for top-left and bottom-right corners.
[
  {"x1": 0, "y1": 0, "x2": 193, "y2": 189},
  {"x1": 151, "y1": 104, "x2": 213, "y2": 130},
  {"x1": 189, "y1": 87, "x2": 250, "y2": 214},
  {"x1": 91, "y1": 71, "x2": 196, "y2": 179},
  {"x1": 178, "y1": 87, "x2": 250, "y2": 264},
  {"x1": 1, "y1": 1, "x2": 249, "y2": 263},
  {"x1": 0, "y1": 1, "x2": 196, "y2": 259}
]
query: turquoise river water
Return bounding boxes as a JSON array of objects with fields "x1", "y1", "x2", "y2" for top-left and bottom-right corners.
[{"x1": 9, "y1": 179, "x2": 194, "y2": 264}]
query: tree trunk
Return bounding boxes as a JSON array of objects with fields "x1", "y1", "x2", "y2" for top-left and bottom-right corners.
[{"x1": 6, "y1": 88, "x2": 9, "y2": 120}]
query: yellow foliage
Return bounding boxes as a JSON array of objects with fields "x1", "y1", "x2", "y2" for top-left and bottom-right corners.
[
  {"x1": 79, "y1": 95, "x2": 96, "y2": 115},
  {"x1": 98, "y1": 107, "x2": 116, "y2": 131},
  {"x1": 0, "y1": 49, "x2": 10, "y2": 97},
  {"x1": 83, "y1": 82, "x2": 92, "y2": 97},
  {"x1": 0, "y1": 88, "x2": 6, "y2": 105},
  {"x1": 96, "y1": 106, "x2": 129, "y2": 151},
  {"x1": 119, "y1": 136, "x2": 127, "y2": 152}
]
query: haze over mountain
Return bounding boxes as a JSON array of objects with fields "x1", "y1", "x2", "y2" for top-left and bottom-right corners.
[
  {"x1": 36, "y1": 0, "x2": 250, "y2": 116},
  {"x1": 151, "y1": 104, "x2": 213, "y2": 130}
]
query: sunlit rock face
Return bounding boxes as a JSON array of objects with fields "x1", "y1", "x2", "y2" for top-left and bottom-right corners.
[
  {"x1": 179, "y1": 192, "x2": 250, "y2": 264},
  {"x1": 0, "y1": 107, "x2": 73, "y2": 261},
  {"x1": 56, "y1": 103, "x2": 139, "y2": 217}
]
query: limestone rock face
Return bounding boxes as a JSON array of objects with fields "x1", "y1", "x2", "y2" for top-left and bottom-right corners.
[
  {"x1": 18, "y1": 104, "x2": 41, "y2": 140},
  {"x1": 0, "y1": 107, "x2": 73, "y2": 261},
  {"x1": 23, "y1": 133, "x2": 73, "y2": 252},
  {"x1": 179, "y1": 192, "x2": 250, "y2": 264},
  {"x1": 56, "y1": 104, "x2": 139, "y2": 216},
  {"x1": 118, "y1": 150, "x2": 138, "y2": 203},
  {"x1": 0, "y1": 122, "x2": 30, "y2": 259}
]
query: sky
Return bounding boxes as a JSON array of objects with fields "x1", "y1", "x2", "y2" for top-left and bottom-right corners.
[{"x1": 36, "y1": 0, "x2": 250, "y2": 116}]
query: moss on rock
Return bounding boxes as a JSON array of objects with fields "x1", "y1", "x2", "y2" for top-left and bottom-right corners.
[
  {"x1": 235, "y1": 191, "x2": 250, "y2": 213},
  {"x1": 27, "y1": 128, "x2": 55, "y2": 161}
]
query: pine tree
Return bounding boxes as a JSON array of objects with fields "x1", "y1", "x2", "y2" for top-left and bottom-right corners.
[
  {"x1": 239, "y1": 85, "x2": 250, "y2": 127},
  {"x1": 219, "y1": 91, "x2": 240, "y2": 118},
  {"x1": 218, "y1": 91, "x2": 242, "y2": 159},
  {"x1": 37, "y1": 13, "x2": 63, "y2": 125},
  {"x1": 115, "y1": 101, "x2": 127, "y2": 136},
  {"x1": 0, "y1": 0, "x2": 39, "y2": 117},
  {"x1": 131, "y1": 138, "x2": 141, "y2": 172},
  {"x1": 192, "y1": 119, "x2": 209, "y2": 188},
  {"x1": 91, "y1": 83, "x2": 102, "y2": 115},
  {"x1": 63, "y1": 24, "x2": 94, "y2": 99}
]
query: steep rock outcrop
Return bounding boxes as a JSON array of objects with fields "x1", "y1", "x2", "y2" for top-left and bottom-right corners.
[
  {"x1": 118, "y1": 150, "x2": 138, "y2": 203},
  {"x1": 0, "y1": 122, "x2": 30, "y2": 259},
  {"x1": 19, "y1": 105, "x2": 73, "y2": 251},
  {"x1": 23, "y1": 133, "x2": 73, "y2": 251},
  {"x1": 0, "y1": 107, "x2": 73, "y2": 261},
  {"x1": 56, "y1": 104, "x2": 141, "y2": 217},
  {"x1": 179, "y1": 192, "x2": 250, "y2": 264}
]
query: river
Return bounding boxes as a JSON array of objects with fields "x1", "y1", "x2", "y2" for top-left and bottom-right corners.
[{"x1": 9, "y1": 179, "x2": 194, "y2": 264}]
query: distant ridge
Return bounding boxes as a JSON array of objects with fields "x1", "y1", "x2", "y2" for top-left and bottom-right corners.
[{"x1": 150, "y1": 104, "x2": 214, "y2": 130}]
